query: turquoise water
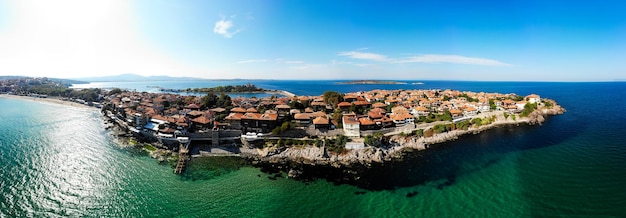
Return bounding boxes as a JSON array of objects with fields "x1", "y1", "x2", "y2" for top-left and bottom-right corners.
[{"x1": 2, "y1": 82, "x2": 626, "y2": 217}]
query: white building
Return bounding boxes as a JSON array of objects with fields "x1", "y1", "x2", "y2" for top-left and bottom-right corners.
[
  {"x1": 342, "y1": 114, "x2": 360, "y2": 138},
  {"x1": 526, "y1": 94, "x2": 541, "y2": 104}
]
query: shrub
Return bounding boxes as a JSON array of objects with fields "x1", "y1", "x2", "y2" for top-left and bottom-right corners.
[
  {"x1": 414, "y1": 129, "x2": 424, "y2": 137},
  {"x1": 520, "y1": 103, "x2": 538, "y2": 117},
  {"x1": 424, "y1": 128, "x2": 434, "y2": 137}
]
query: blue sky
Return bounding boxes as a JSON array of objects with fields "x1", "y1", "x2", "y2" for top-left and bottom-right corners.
[{"x1": 0, "y1": 0, "x2": 625, "y2": 81}]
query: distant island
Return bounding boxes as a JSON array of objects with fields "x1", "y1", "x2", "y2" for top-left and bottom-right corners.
[
  {"x1": 157, "y1": 84, "x2": 296, "y2": 97},
  {"x1": 337, "y1": 80, "x2": 409, "y2": 85}
]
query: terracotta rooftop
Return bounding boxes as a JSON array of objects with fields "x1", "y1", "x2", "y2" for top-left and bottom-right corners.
[
  {"x1": 192, "y1": 116, "x2": 212, "y2": 125},
  {"x1": 294, "y1": 113, "x2": 313, "y2": 120},
  {"x1": 241, "y1": 112, "x2": 262, "y2": 120},
  {"x1": 259, "y1": 113, "x2": 278, "y2": 121},
  {"x1": 225, "y1": 113, "x2": 243, "y2": 120},
  {"x1": 313, "y1": 116, "x2": 329, "y2": 125},
  {"x1": 231, "y1": 107, "x2": 247, "y2": 113},
  {"x1": 359, "y1": 117, "x2": 375, "y2": 126},
  {"x1": 372, "y1": 102, "x2": 387, "y2": 108},
  {"x1": 337, "y1": 102, "x2": 352, "y2": 107},
  {"x1": 185, "y1": 103, "x2": 200, "y2": 109},
  {"x1": 353, "y1": 100, "x2": 371, "y2": 106},
  {"x1": 209, "y1": 107, "x2": 226, "y2": 113}
]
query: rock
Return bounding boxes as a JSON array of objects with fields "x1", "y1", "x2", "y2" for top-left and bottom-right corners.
[
  {"x1": 288, "y1": 169, "x2": 302, "y2": 178},
  {"x1": 536, "y1": 114, "x2": 545, "y2": 124}
]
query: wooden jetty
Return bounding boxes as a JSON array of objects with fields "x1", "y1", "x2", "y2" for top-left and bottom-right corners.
[{"x1": 174, "y1": 144, "x2": 190, "y2": 174}]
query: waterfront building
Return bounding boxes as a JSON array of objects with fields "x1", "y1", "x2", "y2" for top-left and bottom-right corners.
[{"x1": 342, "y1": 113, "x2": 360, "y2": 137}]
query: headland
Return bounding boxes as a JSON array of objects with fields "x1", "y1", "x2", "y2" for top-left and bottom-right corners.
[
  {"x1": 95, "y1": 86, "x2": 564, "y2": 178},
  {"x1": 0, "y1": 77, "x2": 565, "y2": 179}
]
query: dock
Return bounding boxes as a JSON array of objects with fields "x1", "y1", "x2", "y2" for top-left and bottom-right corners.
[{"x1": 174, "y1": 143, "x2": 190, "y2": 174}]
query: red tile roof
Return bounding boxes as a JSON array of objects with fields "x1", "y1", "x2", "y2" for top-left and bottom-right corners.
[
  {"x1": 359, "y1": 117, "x2": 375, "y2": 126},
  {"x1": 231, "y1": 107, "x2": 247, "y2": 113},
  {"x1": 225, "y1": 113, "x2": 243, "y2": 120},
  {"x1": 353, "y1": 101, "x2": 371, "y2": 106},
  {"x1": 185, "y1": 103, "x2": 200, "y2": 109},
  {"x1": 337, "y1": 102, "x2": 352, "y2": 107},
  {"x1": 372, "y1": 102, "x2": 387, "y2": 108},
  {"x1": 313, "y1": 116, "x2": 329, "y2": 125},
  {"x1": 259, "y1": 113, "x2": 278, "y2": 121},
  {"x1": 192, "y1": 116, "x2": 211, "y2": 125},
  {"x1": 241, "y1": 113, "x2": 262, "y2": 120}
]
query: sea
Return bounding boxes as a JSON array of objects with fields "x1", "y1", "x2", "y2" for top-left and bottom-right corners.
[{"x1": 2, "y1": 80, "x2": 626, "y2": 217}]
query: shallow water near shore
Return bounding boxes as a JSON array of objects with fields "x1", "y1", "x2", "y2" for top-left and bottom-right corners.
[{"x1": 2, "y1": 82, "x2": 626, "y2": 217}]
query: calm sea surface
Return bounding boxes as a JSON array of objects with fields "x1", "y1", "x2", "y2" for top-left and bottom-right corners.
[{"x1": 3, "y1": 81, "x2": 626, "y2": 217}]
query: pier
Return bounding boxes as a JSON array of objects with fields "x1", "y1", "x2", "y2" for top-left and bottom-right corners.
[{"x1": 174, "y1": 143, "x2": 190, "y2": 174}]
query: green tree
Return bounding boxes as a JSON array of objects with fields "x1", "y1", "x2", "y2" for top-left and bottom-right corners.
[
  {"x1": 289, "y1": 100, "x2": 304, "y2": 109},
  {"x1": 543, "y1": 100, "x2": 553, "y2": 108},
  {"x1": 108, "y1": 88, "x2": 123, "y2": 95},
  {"x1": 201, "y1": 92, "x2": 218, "y2": 109},
  {"x1": 216, "y1": 93, "x2": 232, "y2": 108},
  {"x1": 442, "y1": 111, "x2": 452, "y2": 121},
  {"x1": 414, "y1": 129, "x2": 424, "y2": 137},
  {"x1": 331, "y1": 110, "x2": 343, "y2": 128},
  {"x1": 323, "y1": 91, "x2": 343, "y2": 107},
  {"x1": 520, "y1": 103, "x2": 537, "y2": 117},
  {"x1": 471, "y1": 118, "x2": 483, "y2": 126}
]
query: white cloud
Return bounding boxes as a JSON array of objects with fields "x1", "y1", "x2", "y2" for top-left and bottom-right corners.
[
  {"x1": 237, "y1": 59, "x2": 267, "y2": 64},
  {"x1": 0, "y1": 0, "x2": 196, "y2": 78},
  {"x1": 213, "y1": 17, "x2": 240, "y2": 38},
  {"x1": 394, "y1": 54, "x2": 511, "y2": 66},
  {"x1": 338, "y1": 51, "x2": 388, "y2": 61},
  {"x1": 284, "y1": 61, "x2": 304, "y2": 64}
]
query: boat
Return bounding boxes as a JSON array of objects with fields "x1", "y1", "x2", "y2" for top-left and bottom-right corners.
[{"x1": 241, "y1": 132, "x2": 261, "y2": 141}]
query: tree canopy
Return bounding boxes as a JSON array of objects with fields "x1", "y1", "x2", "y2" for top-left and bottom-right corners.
[{"x1": 323, "y1": 91, "x2": 343, "y2": 107}]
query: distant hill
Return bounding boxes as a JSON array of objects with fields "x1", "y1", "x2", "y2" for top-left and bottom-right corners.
[
  {"x1": 74, "y1": 74, "x2": 205, "y2": 82},
  {"x1": 0, "y1": 75, "x2": 87, "y2": 85},
  {"x1": 0, "y1": 76, "x2": 28, "y2": 80}
]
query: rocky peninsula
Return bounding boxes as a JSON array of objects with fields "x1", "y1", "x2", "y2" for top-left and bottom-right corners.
[
  {"x1": 0, "y1": 77, "x2": 567, "y2": 182},
  {"x1": 91, "y1": 85, "x2": 565, "y2": 180},
  {"x1": 244, "y1": 101, "x2": 565, "y2": 177}
]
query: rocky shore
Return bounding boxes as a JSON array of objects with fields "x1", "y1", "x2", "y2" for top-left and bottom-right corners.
[{"x1": 243, "y1": 101, "x2": 566, "y2": 179}]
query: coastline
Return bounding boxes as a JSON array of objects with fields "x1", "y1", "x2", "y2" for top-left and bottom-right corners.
[
  {"x1": 265, "y1": 90, "x2": 296, "y2": 98},
  {"x1": 0, "y1": 94, "x2": 99, "y2": 111},
  {"x1": 243, "y1": 102, "x2": 566, "y2": 171}
]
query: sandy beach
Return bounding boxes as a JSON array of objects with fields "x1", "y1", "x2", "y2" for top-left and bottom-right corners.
[{"x1": 0, "y1": 94, "x2": 99, "y2": 111}]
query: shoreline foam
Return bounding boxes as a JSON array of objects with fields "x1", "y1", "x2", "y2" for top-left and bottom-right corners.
[{"x1": 0, "y1": 94, "x2": 99, "y2": 111}]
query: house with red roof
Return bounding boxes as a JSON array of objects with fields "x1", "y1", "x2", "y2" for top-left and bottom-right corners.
[{"x1": 526, "y1": 94, "x2": 541, "y2": 104}]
